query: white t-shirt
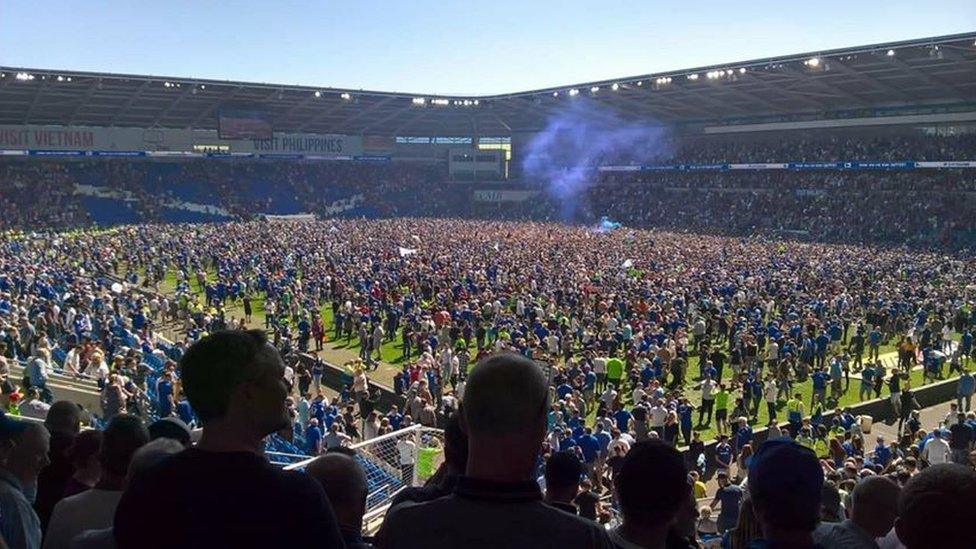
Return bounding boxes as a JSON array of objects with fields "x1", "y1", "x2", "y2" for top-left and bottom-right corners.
[
  {"x1": 397, "y1": 439, "x2": 417, "y2": 465},
  {"x1": 649, "y1": 405, "x2": 667, "y2": 427},
  {"x1": 18, "y1": 399, "x2": 50, "y2": 420},
  {"x1": 44, "y1": 489, "x2": 123, "y2": 549},
  {"x1": 701, "y1": 379, "x2": 717, "y2": 400},
  {"x1": 922, "y1": 437, "x2": 950, "y2": 465},
  {"x1": 608, "y1": 438, "x2": 631, "y2": 456}
]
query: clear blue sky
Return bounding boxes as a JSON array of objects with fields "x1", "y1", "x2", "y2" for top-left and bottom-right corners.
[{"x1": 2, "y1": 1, "x2": 973, "y2": 95}]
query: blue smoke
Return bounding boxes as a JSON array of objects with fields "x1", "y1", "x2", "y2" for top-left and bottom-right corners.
[{"x1": 521, "y1": 98, "x2": 670, "y2": 221}]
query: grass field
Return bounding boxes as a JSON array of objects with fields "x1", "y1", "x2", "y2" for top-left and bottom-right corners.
[{"x1": 132, "y1": 262, "x2": 966, "y2": 442}]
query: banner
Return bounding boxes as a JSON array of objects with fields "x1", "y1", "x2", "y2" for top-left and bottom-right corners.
[
  {"x1": 0, "y1": 124, "x2": 363, "y2": 157},
  {"x1": 597, "y1": 160, "x2": 976, "y2": 171},
  {"x1": 473, "y1": 190, "x2": 538, "y2": 203},
  {"x1": 251, "y1": 134, "x2": 351, "y2": 154},
  {"x1": 915, "y1": 161, "x2": 976, "y2": 168},
  {"x1": 398, "y1": 247, "x2": 418, "y2": 257}
]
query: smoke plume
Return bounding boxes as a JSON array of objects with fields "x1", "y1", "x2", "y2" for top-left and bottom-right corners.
[{"x1": 521, "y1": 98, "x2": 670, "y2": 221}]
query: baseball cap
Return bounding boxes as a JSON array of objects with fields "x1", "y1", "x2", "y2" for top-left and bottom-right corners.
[{"x1": 0, "y1": 410, "x2": 29, "y2": 441}]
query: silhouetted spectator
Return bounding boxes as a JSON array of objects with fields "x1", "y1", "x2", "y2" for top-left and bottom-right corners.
[
  {"x1": 306, "y1": 453, "x2": 374, "y2": 549},
  {"x1": 608, "y1": 440, "x2": 689, "y2": 548},
  {"x1": 377, "y1": 353, "x2": 610, "y2": 548},
  {"x1": 113, "y1": 330, "x2": 343, "y2": 548}
]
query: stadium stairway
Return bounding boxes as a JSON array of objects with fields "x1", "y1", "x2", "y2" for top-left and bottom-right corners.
[{"x1": 8, "y1": 362, "x2": 103, "y2": 411}]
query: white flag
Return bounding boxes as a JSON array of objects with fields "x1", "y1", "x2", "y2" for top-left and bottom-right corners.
[{"x1": 621, "y1": 259, "x2": 634, "y2": 269}]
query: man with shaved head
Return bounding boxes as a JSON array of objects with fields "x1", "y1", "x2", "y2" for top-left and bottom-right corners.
[
  {"x1": 307, "y1": 452, "x2": 374, "y2": 548},
  {"x1": 113, "y1": 330, "x2": 343, "y2": 549},
  {"x1": 377, "y1": 353, "x2": 610, "y2": 548},
  {"x1": 814, "y1": 476, "x2": 900, "y2": 548}
]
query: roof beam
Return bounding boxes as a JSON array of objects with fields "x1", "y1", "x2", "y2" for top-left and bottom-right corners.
[
  {"x1": 661, "y1": 82, "x2": 741, "y2": 119},
  {"x1": 327, "y1": 97, "x2": 400, "y2": 133},
  {"x1": 602, "y1": 88, "x2": 686, "y2": 121},
  {"x1": 150, "y1": 86, "x2": 195, "y2": 126},
  {"x1": 905, "y1": 49, "x2": 971, "y2": 98},
  {"x1": 824, "y1": 59, "x2": 918, "y2": 104},
  {"x1": 390, "y1": 108, "x2": 434, "y2": 135},
  {"x1": 739, "y1": 71, "x2": 829, "y2": 111},
  {"x1": 778, "y1": 65, "x2": 871, "y2": 106},
  {"x1": 273, "y1": 90, "x2": 317, "y2": 124},
  {"x1": 359, "y1": 103, "x2": 418, "y2": 134},
  {"x1": 485, "y1": 111, "x2": 512, "y2": 132},
  {"x1": 108, "y1": 81, "x2": 152, "y2": 126},
  {"x1": 187, "y1": 85, "x2": 243, "y2": 128},
  {"x1": 22, "y1": 79, "x2": 50, "y2": 124},
  {"x1": 66, "y1": 79, "x2": 102, "y2": 125},
  {"x1": 294, "y1": 100, "x2": 354, "y2": 132}
]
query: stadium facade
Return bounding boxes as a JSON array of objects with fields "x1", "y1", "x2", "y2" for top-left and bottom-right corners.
[{"x1": 0, "y1": 32, "x2": 972, "y2": 174}]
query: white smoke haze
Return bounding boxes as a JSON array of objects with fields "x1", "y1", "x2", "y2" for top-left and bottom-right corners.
[{"x1": 521, "y1": 98, "x2": 671, "y2": 220}]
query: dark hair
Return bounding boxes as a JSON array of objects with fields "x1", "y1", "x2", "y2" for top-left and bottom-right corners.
[
  {"x1": 749, "y1": 440, "x2": 822, "y2": 532},
  {"x1": 100, "y1": 414, "x2": 149, "y2": 477},
  {"x1": 615, "y1": 440, "x2": 689, "y2": 526},
  {"x1": 148, "y1": 418, "x2": 191, "y2": 446},
  {"x1": 896, "y1": 464, "x2": 976, "y2": 549},
  {"x1": 442, "y1": 414, "x2": 468, "y2": 472},
  {"x1": 179, "y1": 330, "x2": 272, "y2": 422},
  {"x1": 544, "y1": 451, "x2": 583, "y2": 490},
  {"x1": 66, "y1": 430, "x2": 102, "y2": 468},
  {"x1": 45, "y1": 400, "x2": 82, "y2": 435}
]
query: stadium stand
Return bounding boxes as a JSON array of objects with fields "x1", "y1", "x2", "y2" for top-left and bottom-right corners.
[{"x1": 0, "y1": 31, "x2": 974, "y2": 549}]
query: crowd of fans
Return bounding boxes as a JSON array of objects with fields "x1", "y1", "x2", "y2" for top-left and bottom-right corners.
[
  {"x1": 1, "y1": 339, "x2": 973, "y2": 548},
  {"x1": 0, "y1": 129, "x2": 974, "y2": 547},
  {"x1": 0, "y1": 130, "x2": 974, "y2": 249}
]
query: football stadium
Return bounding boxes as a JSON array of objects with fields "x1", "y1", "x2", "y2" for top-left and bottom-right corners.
[{"x1": 0, "y1": 13, "x2": 975, "y2": 549}]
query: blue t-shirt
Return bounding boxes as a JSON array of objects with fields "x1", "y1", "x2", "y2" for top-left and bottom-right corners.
[
  {"x1": 815, "y1": 334, "x2": 830, "y2": 353},
  {"x1": 557, "y1": 383, "x2": 574, "y2": 400},
  {"x1": 735, "y1": 427, "x2": 753, "y2": 452},
  {"x1": 578, "y1": 434, "x2": 600, "y2": 463},
  {"x1": 594, "y1": 431, "x2": 611, "y2": 453},
  {"x1": 584, "y1": 371, "x2": 597, "y2": 390},
  {"x1": 559, "y1": 437, "x2": 578, "y2": 452},
  {"x1": 812, "y1": 371, "x2": 828, "y2": 390},
  {"x1": 640, "y1": 365, "x2": 655, "y2": 384},
  {"x1": 715, "y1": 443, "x2": 733, "y2": 467},
  {"x1": 614, "y1": 409, "x2": 633, "y2": 432},
  {"x1": 861, "y1": 367, "x2": 875, "y2": 388},
  {"x1": 959, "y1": 373, "x2": 975, "y2": 396},
  {"x1": 176, "y1": 399, "x2": 194, "y2": 425},
  {"x1": 830, "y1": 360, "x2": 843, "y2": 380},
  {"x1": 678, "y1": 404, "x2": 693, "y2": 427},
  {"x1": 873, "y1": 444, "x2": 892, "y2": 467},
  {"x1": 157, "y1": 380, "x2": 174, "y2": 413},
  {"x1": 306, "y1": 425, "x2": 322, "y2": 453},
  {"x1": 715, "y1": 485, "x2": 743, "y2": 524}
]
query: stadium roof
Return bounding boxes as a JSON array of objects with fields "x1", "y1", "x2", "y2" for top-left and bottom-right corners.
[{"x1": 1, "y1": 32, "x2": 974, "y2": 137}]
